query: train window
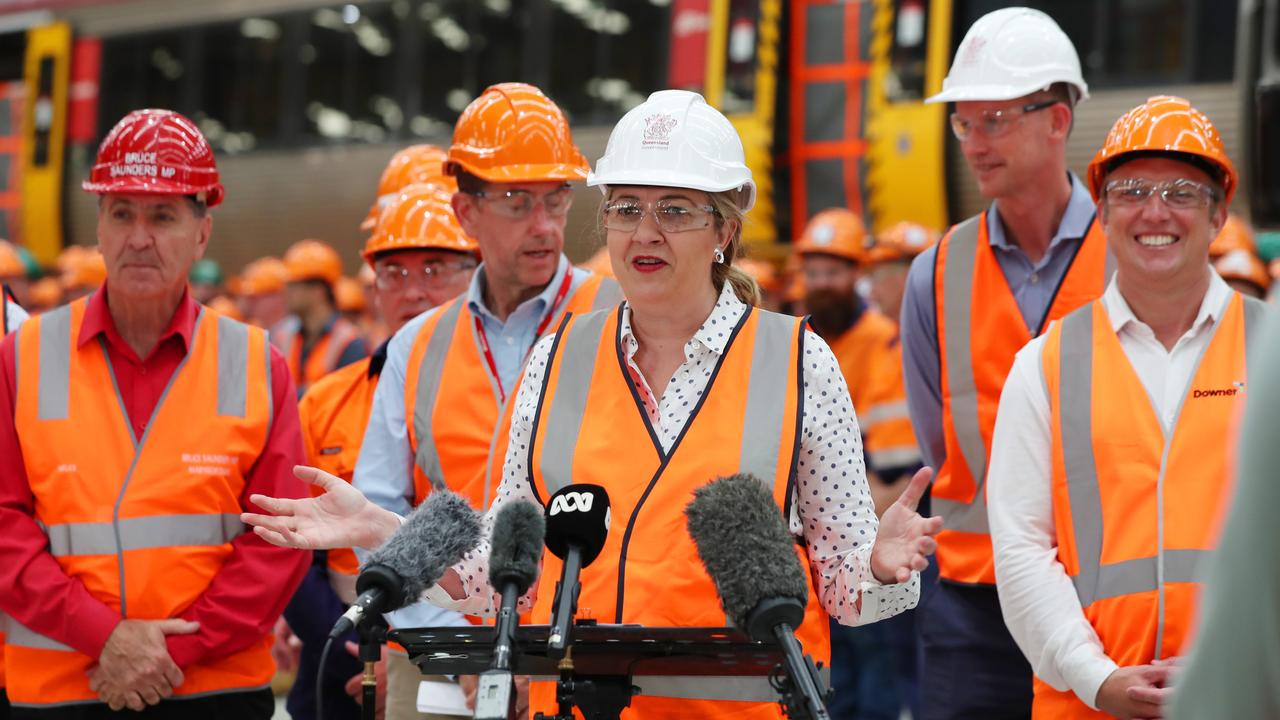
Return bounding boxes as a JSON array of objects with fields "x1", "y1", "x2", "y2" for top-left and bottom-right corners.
[
  {"x1": 547, "y1": 0, "x2": 669, "y2": 123},
  {"x1": 301, "y1": 3, "x2": 400, "y2": 143},
  {"x1": 412, "y1": 0, "x2": 471, "y2": 138},
  {"x1": 886, "y1": 0, "x2": 929, "y2": 102},
  {"x1": 722, "y1": 0, "x2": 759, "y2": 115},
  {"x1": 197, "y1": 20, "x2": 285, "y2": 154}
]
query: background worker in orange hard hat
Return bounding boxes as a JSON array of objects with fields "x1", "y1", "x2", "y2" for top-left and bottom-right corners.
[
  {"x1": 1214, "y1": 248, "x2": 1271, "y2": 299},
  {"x1": 0, "y1": 108, "x2": 310, "y2": 718},
  {"x1": 350, "y1": 83, "x2": 619, "y2": 719},
  {"x1": 281, "y1": 239, "x2": 369, "y2": 396},
  {"x1": 360, "y1": 144, "x2": 456, "y2": 232},
  {"x1": 60, "y1": 247, "x2": 108, "y2": 302},
  {"x1": 988, "y1": 95, "x2": 1267, "y2": 720},
  {"x1": 239, "y1": 257, "x2": 292, "y2": 341},
  {"x1": 282, "y1": 184, "x2": 477, "y2": 720},
  {"x1": 794, "y1": 208, "x2": 925, "y2": 720},
  {"x1": 25, "y1": 276, "x2": 62, "y2": 315},
  {"x1": 865, "y1": 222, "x2": 939, "y2": 325},
  {"x1": 900, "y1": 8, "x2": 1110, "y2": 717}
]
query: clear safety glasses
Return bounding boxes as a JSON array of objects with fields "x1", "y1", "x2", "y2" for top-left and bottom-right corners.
[
  {"x1": 949, "y1": 99, "x2": 1059, "y2": 141},
  {"x1": 601, "y1": 198, "x2": 720, "y2": 233},
  {"x1": 1102, "y1": 178, "x2": 1221, "y2": 210}
]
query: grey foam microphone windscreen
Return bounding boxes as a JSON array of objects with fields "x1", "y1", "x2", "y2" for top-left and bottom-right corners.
[
  {"x1": 685, "y1": 473, "x2": 809, "y2": 629},
  {"x1": 364, "y1": 489, "x2": 482, "y2": 611},
  {"x1": 488, "y1": 500, "x2": 545, "y2": 595}
]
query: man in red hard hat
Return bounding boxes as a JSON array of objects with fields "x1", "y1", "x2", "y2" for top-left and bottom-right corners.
[{"x1": 0, "y1": 109, "x2": 309, "y2": 718}]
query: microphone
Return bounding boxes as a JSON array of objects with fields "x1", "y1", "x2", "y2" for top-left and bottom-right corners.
[
  {"x1": 474, "y1": 500, "x2": 545, "y2": 720},
  {"x1": 685, "y1": 474, "x2": 831, "y2": 720},
  {"x1": 543, "y1": 484, "x2": 610, "y2": 658},
  {"x1": 328, "y1": 489, "x2": 481, "y2": 639}
]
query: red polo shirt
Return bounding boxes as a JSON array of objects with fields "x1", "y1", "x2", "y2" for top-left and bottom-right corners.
[{"x1": 0, "y1": 285, "x2": 311, "y2": 668}]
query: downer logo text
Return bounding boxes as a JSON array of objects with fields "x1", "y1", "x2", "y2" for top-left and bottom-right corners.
[{"x1": 1193, "y1": 387, "x2": 1240, "y2": 399}]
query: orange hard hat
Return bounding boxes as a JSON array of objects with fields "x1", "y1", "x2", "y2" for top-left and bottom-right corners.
[
  {"x1": 1209, "y1": 215, "x2": 1256, "y2": 259},
  {"x1": 795, "y1": 208, "x2": 870, "y2": 264},
  {"x1": 0, "y1": 240, "x2": 23, "y2": 279},
  {"x1": 335, "y1": 276, "x2": 367, "y2": 313},
  {"x1": 239, "y1": 257, "x2": 289, "y2": 296},
  {"x1": 578, "y1": 247, "x2": 614, "y2": 278},
  {"x1": 206, "y1": 295, "x2": 244, "y2": 321},
  {"x1": 361, "y1": 145, "x2": 457, "y2": 231},
  {"x1": 62, "y1": 249, "x2": 107, "y2": 291},
  {"x1": 445, "y1": 83, "x2": 590, "y2": 183},
  {"x1": 866, "y1": 222, "x2": 939, "y2": 265},
  {"x1": 363, "y1": 184, "x2": 478, "y2": 262},
  {"x1": 284, "y1": 240, "x2": 344, "y2": 284},
  {"x1": 1087, "y1": 95, "x2": 1237, "y2": 203},
  {"x1": 1214, "y1": 249, "x2": 1270, "y2": 295},
  {"x1": 736, "y1": 258, "x2": 781, "y2": 294},
  {"x1": 28, "y1": 277, "x2": 63, "y2": 309},
  {"x1": 57, "y1": 245, "x2": 89, "y2": 275}
]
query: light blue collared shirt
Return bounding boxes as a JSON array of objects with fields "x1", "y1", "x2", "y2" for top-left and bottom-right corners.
[
  {"x1": 353, "y1": 255, "x2": 591, "y2": 628},
  {"x1": 899, "y1": 173, "x2": 1098, "y2": 472}
]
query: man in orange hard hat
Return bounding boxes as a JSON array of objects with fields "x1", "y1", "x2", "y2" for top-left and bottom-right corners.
[
  {"x1": 239, "y1": 257, "x2": 291, "y2": 341},
  {"x1": 281, "y1": 239, "x2": 369, "y2": 396},
  {"x1": 60, "y1": 247, "x2": 108, "y2": 302},
  {"x1": 285, "y1": 184, "x2": 478, "y2": 720},
  {"x1": 989, "y1": 96, "x2": 1268, "y2": 719},
  {"x1": 903, "y1": 9, "x2": 1109, "y2": 716},
  {"x1": 360, "y1": 145, "x2": 456, "y2": 232},
  {"x1": 351, "y1": 83, "x2": 620, "y2": 718},
  {"x1": 0, "y1": 108, "x2": 310, "y2": 717},
  {"x1": 864, "y1": 222, "x2": 939, "y2": 324}
]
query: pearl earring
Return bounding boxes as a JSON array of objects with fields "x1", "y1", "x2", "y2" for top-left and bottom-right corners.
[{"x1": 714, "y1": 247, "x2": 725, "y2": 264}]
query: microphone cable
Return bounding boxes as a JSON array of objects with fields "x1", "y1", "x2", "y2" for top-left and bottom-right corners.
[{"x1": 316, "y1": 634, "x2": 336, "y2": 720}]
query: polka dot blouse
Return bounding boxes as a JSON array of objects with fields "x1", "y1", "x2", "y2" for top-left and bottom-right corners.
[{"x1": 427, "y1": 284, "x2": 919, "y2": 627}]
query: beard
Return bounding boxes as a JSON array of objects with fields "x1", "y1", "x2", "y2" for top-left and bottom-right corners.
[{"x1": 805, "y1": 287, "x2": 863, "y2": 338}]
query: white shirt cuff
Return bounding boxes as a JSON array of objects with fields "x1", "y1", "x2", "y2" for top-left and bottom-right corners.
[{"x1": 1059, "y1": 639, "x2": 1119, "y2": 710}]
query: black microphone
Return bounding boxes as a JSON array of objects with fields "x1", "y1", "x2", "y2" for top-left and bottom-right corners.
[
  {"x1": 328, "y1": 489, "x2": 481, "y2": 639},
  {"x1": 543, "y1": 484, "x2": 610, "y2": 658},
  {"x1": 474, "y1": 500, "x2": 545, "y2": 720},
  {"x1": 685, "y1": 474, "x2": 831, "y2": 720}
]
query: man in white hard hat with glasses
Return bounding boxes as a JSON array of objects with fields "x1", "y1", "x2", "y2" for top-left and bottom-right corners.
[{"x1": 899, "y1": 7, "x2": 1112, "y2": 718}]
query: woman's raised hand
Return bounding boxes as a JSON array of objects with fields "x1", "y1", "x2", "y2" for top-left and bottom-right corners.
[{"x1": 869, "y1": 467, "x2": 944, "y2": 585}]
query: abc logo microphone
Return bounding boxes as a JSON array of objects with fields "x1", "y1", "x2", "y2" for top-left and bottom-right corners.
[{"x1": 544, "y1": 484, "x2": 611, "y2": 656}]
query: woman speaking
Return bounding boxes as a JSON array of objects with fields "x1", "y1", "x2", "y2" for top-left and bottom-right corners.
[{"x1": 245, "y1": 90, "x2": 941, "y2": 719}]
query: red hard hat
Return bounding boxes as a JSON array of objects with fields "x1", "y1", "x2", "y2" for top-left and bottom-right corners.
[{"x1": 83, "y1": 109, "x2": 225, "y2": 207}]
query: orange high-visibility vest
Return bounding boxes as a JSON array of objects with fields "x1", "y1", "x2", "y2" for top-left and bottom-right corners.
[
  {"x1": 299, "y1": 356, "x2": 378, "y2": 602},
  {"x1": 7, "y1": 298, "x2": 276, "y2": 706},
  {"x1": 933, "y1": 213, "x2": 1110, "y2": 584},
  {"x1": 404, "y1": 273, "x2": 621, "y2": 510},
  {"x1": 282, "y1": 315, "x2": 363, "y2": 395},
  {"x1": 827, "y1": 308, "x2": 920, "y2": 471},
  {"x1": 1033, "y1": 293, "x2": 1265, "y2": 718},
  {"x1": 526, "y1": 306, "x2": 832, "y2": 719}
]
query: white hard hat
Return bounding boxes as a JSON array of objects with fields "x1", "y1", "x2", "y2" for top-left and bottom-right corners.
[
  {"x1": 926, "y1": 7, "x2": 1088, "y2": 105},
  {"x1": 588, "y1": 90, "x2": 757, "y2": 211}
]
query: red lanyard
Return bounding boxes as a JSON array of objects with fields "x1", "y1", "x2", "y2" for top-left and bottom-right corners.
[{"x1": 473, "y1": 269, "x2": 574, "y2": 404}]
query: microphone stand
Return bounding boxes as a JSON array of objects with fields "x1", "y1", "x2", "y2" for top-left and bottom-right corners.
[
  {"x1": 546, "y1": 545, "x2": 582, "y2": 659},
  {"x1": 356, "y1": 611, "x2": 388, "y2": 720},
  {"x1": 769, "y1": 624, "x2": 830, "y2": 720}
]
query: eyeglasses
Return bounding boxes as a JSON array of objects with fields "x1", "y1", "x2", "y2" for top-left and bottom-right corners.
[
  {"x1": 601, "y1": 198, "x2": 720, "y2": 233},
  {"x1": 949, "y1": 99, "x2": 1059, "y2": 141},
  {"x1": 375, "y1": 260, "x2": 477, "y2": 290},
  {"x1": 1102, "y1": 178, "x2": 1221, "y2": 210},
  {"x1": 469, "y1": 185, "x2": 574, "y2": 220}
]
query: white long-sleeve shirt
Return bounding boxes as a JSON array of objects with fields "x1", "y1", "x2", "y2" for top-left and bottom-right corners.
[
  {"x1": 423, "y1": 284, "x2": 919, "y2": 625},
  {"x1": 987, "y1": 272, "x2": 1232, "y2": 709}
]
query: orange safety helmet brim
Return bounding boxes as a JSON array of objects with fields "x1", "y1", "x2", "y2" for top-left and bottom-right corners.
[
  {"x1": 794, "y1": 208, "x2": 870, "y2": 264},
  {"x1": 284, "y1": 240, "x2": 344, "y2": 285},
  {"x1": 361, "y1": 145, "x2": 457, "y2": 231},
  {"x1": 62, "y1": 250, "x2": 108, "y2": 290},
  {"x1": 83, "y1": 109, "x2": 225, "y2": 207},
  {"x1": 206, "y1": 295, "x2": 244, "y2": 321},
  {"x1": 362, "y1": 184, "x2": 478, "y2": 263},
  {"x1": 1214, "y1": 249, "x2": 1271, "y2": 294},
  {"x1": 866, "y1": 222, "x2": 940, "y2": 265},
  {"x1": 1209, "y1": 215, "x2": 1255, "y2": 259},
  {"x1": 1087, "y1": 96, "x2": 1237, "y2": 204},
  {"x1": 445, "y1": 83, "x2": 590, "y2": 183},
  {"x1": 335, "y1": 276, "x2": 368, "y2": 313},
  {"x1": 239, "y1": 257, "x2": 289, "y2": 296}
]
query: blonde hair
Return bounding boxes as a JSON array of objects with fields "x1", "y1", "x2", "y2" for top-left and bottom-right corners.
[{"x1": 707, "y1": 188, "x2": 762, "y2": 306}]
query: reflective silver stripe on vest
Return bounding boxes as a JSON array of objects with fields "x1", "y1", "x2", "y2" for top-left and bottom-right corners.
[
  {"x1": 1242, "y1": 296, "x2": 1266, "y2": 389},
  {"x1": 37, "y1": 304, "x2": 72, "y2": 421},
  {"x1": 739, "y1": 312, "x2": 796, "y2": 482},
  {"x1": 4, "y1": 617, "x2": 74, "y2": 652},
  {"x1": 216, "y1": 316, "x2": 249, "y2": 417},
  {"x1": 932, "y1": 216, "x2": 990, "y2": 534},
  {"x1": 412, "y1": 301, "x2": 464, "y2": 489},
  {"x1": 629, "y1": 667, "x2": 833, "y2": 702},
  {"x1": 42, "y1": 513, "x2": 245, "y2": 557},
  {"x1": 539, "y1": 310, "x2": 611, "y2": 497},
  {"x1": 590, "y1": 277, "x2": 624, "y2": 311},
  {"x1": 1058, "y1": 307, "x2": 1105, "y2": 607}
]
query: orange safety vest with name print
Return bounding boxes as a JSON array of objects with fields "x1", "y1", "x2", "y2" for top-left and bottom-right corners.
[
  {"x1": 7, "y1": 299, "x2": 276, "y2": 706},
  {"x1": 827, "y1": 307, "x2": 920, "y2": 471},
  {"x1": 299, "y1": 356, "x2": 379, "y2": 603},
  {"x1": 933, "y1": 213, "x2": 1110, "y2": 584},
  {"x1": 282, "y1": 315, "x2": 363, "y2": 395},
  {"x1": 526, "y1": 306, "x2": 832, "y2": 719},
  {"x1": 404, "y1": 272, "x2": 622, "y2": 510},
  {"x1": 1034, "y1": 293, "x2": 1265, "y2": 718}
]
